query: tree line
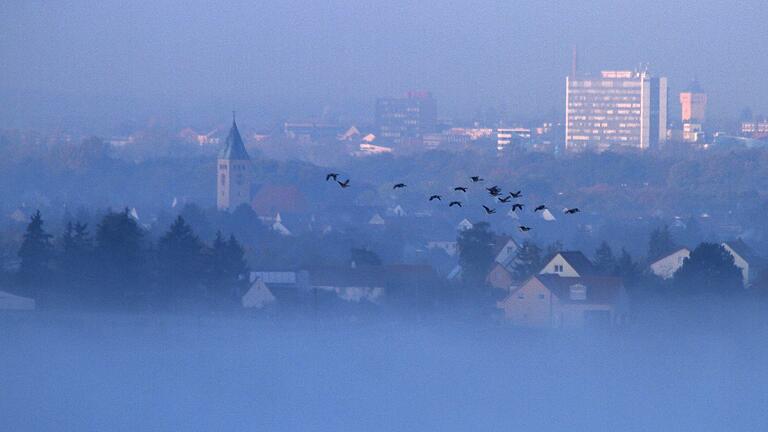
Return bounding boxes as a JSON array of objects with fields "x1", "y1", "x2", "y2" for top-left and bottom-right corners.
[{"x1": 16, "y1": 209, "x2": 249, "y2": 309}]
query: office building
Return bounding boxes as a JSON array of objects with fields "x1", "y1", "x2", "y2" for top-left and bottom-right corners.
[
  {"x1": 375, "y1": 91, "x2": 437, "y2": 144},
  {"x1": 566, "y1": 70, "x2": 668, "y2": 152}
]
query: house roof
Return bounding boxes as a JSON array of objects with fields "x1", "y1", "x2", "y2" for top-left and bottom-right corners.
[
  {"x1": 534, "y1": 274, "x2": 624, "y2": 305},
  {"x1": 218, "y1": 119, "x2": 250, "y2": 160},
  {"x1": 723, "y1": 239, "x2": 762, "y2": 265},
  {"x1": 649, "y1": 247, "x2": 690, "y2": 265},
  {"x1": 545, "y1": 251, "x2": 597, "y2": 276}
]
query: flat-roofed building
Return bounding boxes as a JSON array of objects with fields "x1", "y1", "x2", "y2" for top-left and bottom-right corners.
[{"x1": 566, "y1": 70, "x2": 667, "y2": 152}]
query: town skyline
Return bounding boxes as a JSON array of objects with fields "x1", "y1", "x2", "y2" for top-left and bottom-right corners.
[{"x1": 2, "y1": 1, "x2": 768, "y2": 131}]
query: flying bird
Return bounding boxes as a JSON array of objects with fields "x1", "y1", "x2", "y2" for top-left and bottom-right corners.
[
  {"x1": 393, "y1": 183, "x2": 407, "y2": 189},
  {"x1": 326, "y1": 173, "x2": 339, "y2": 182},
  {"x1": 449, "y1": 201, "x2": 462, "y2": 207},
  {"x1": 429, "y1": 195, "x2": 442, "y2": 201},
  {"x1": 470, "y1": 176, "x2": 484, "y2": 182},
  {"x1": 564, "y1": 208, "x2": 580, "y2": 215},
  {"x1": 337, "y1": 179, "x2": 350, "y2": 188},
  {"x1": 509, "y1": 190, "x2": 522, "y2": 198},
  {"x1": 511, "y1": 203, "x2": 524, "y2": 212},
  {"x1": 498, "y1": 196, "x2": 511, "y2": 203},
  {"x1": 454, "y1": 186, "x2": 468, "y2": 192},
  {"x1": 482, "y1": 205, "x2": 496, "y2": 214},
  {"x1": 487, "y1": 186, "x2": 502, "y2": 196},
  {"x1": 519, "y1": 226, "x2": 532, "y2": 232},
  {"x1": 534, "y1": 205, "x2": 547, "y2": 212}
]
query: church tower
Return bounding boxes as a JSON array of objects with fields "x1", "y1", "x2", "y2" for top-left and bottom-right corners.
[{"x1": 217, "y1": 115, "x2": 251, "y2": 211}]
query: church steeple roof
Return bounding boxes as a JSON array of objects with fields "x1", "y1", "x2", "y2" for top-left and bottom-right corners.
[{"x1": 219, "y1": 114, "x2": 250, "y2": 160}]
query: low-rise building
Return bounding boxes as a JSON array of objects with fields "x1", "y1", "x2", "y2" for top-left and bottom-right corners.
[
  {"x1": 649, "y1": 247, "x2": 691, "y2": 280},
  {"x1": 497, "y1": 274, "x2": 628, "y2": 328}
]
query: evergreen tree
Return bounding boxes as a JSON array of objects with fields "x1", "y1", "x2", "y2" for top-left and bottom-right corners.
[
  {"x1": 157, "y1": 216, "x2": 205, "y2": 303},
  {"x1": 59, "y1": 221, "x2": 94, "y2": 302},
  {"x1": 206, "y1": 231, "x2": 249, "y2": 306},
  {"x1": 674, "y1": 243, "x2": 743, "y2": 296},
  {"x1": 94, "y1": 209, "x2": 146, "y2": 305},
  {"x1": 594, "y1": 241, "x2": 615, "y2": 275},
  {"x1": 613, "y1": 248, "x2": 641, "y2": 283},
  {"x1": 648, "y1": 225, "x2": 677, "y2": 262},
  {"x1": 17, "y1": 210, "x2": 53, "y2": 295},
  {"x1": 457, "y1": 222, "x2": 495, "y2": 289},
  {"x1": 512, "y1": 241, "x2": 543, "y2": 281}
]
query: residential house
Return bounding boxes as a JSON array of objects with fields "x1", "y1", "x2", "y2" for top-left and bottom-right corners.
[
  {"x1": 497, "y1": 274, "x2": 628, "y2": 328},
  {"x1": 487, "y1": 263, "x2": 514, "y2": 291},
  {"x1": 540, "y1": 251, "x2": 597, "y2": 278},
  {"x1": 241, "y1": 278, "x2": 276, "y2": 309},
  {"x1": 649, "y1": 247, "x2": 691, "y2": 280}
]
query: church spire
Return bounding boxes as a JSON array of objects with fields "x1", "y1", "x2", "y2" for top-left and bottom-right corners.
[{"x1": 219, "y1": 113, "x2": 250, "y2": 161}]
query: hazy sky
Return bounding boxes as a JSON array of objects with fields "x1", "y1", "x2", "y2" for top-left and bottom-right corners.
[{"x1": 1, "y1": 0, "x2": 766, "y2": 129}]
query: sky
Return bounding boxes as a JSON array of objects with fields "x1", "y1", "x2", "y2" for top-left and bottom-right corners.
[{"x1": 1, "y1": 0, "x2": 766, "y2": 130}]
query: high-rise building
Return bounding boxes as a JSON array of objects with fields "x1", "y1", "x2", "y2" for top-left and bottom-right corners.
[
  {"x1": 375, "y1": 91, "x2": 437, "y2": 144},
  {"x1": 565, "y1": 70, "x2": 668, "y2": 152},
  {"x1": 679, "y1": 81, "x2": 707, "y2": 124},
  {"x1": 217, "y1": 117, "x2": 251, "y2": 211}
]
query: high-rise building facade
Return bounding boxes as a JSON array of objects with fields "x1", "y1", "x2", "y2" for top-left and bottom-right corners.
[
  {"x1": 679, "y1": 81, "x2": 707, "y2": 124},
  {"x1": 565, "y1": 70, "x2": 668, "y2": 152},
  {"x1": 375, "y1": 91, "x2": 437, "y2": 144},
  {"x1": 217, "y1": 118, "x2": 251, "y2": 211}
]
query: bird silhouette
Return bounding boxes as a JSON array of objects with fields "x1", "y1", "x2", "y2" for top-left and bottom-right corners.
[
  {"x1": 393, "y1": 183, "x2": 407, "y2": 189},
  {"x1": 326, "y1": 173, "x2": 339, "y2": 182},
  {"x1": 509, "y1": 191, "x2": 522, "y2": 198},
  {"x1": 534, "y1": 205, "x2": 547, "y2": 212},
  {"x1": 564, "y1": 208, "x2": 580, "y2": 215},
  {"x1": 337, "y1": 179, "x2": 350, "y2": 188},
  {"x1": 429, "y1": 195, "x2": 442, "y2": 201},
  {"x1": 487, "y1": 186, "x2": 502, "y2": 196},
  {"x1": 482, "y1": 205, "x2": 496, "y2": 214},
  {"x1": 454, "y1": 186, "x2": 468, "y2": 192},
  {"x1": 449, "y1": 201, "x2": 462, "y2": 207},
  {"x1": 470, "y1": 176, "x2": 484, "y2": 182},
  {"x1": 511, "y1": 203, "x2": 524, "y2": 212},
  {"x1": 519, "y1": 226, "x2": 532, "y2": 232},
  {"x1": 498, "y1": 196, "x2": 511, "y2": 203}
]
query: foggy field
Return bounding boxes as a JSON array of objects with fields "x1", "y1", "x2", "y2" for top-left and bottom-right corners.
[{"x1": 2, "y1": 311, "x2": 768, "y2": 431}]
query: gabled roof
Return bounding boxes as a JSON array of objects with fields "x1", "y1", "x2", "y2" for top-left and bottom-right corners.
[
  {"x1": 723, "y1": 239, "x2": 762, "y2": 265},
  {"x1": 545, "y1": 251, "x2": 597, "y2": 276},
  {"x1": 649, "y1": 246, "x2": 690, "y2": 265},
  {"x1": 218, "y1": 119, "x2": 250, "y2": 160},
  {"x1": 534, "y1": 274, "x2": 624, "y2": 305}
]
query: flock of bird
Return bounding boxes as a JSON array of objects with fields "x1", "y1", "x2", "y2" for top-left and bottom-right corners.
[{"x1": 325, "y1": 173, "x2": 580, "y2": 232}]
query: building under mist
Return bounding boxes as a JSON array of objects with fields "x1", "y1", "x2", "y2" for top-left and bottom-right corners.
[
  {"x1": 217, "y1": 118, "x2": 251, "y2": 211},
  {"x1": 565, "y1": 70, "x2": 668, "y2": 152},
  {"x1": 680, "y1": 81, "x2": 707, "y2": 143},
  {"x1": 375, "y1": 91, "x2": 437, "y2": 145}
]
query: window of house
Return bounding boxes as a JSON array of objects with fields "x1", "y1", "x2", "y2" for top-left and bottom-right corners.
[
  {"x1": 538, "y1": 294, "x2": 545, "y2": 300},
  {"x1": 554, "y1": 264, "x2": 564, "y2": 273}
]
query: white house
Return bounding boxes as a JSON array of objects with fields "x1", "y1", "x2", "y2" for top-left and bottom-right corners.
[
  {"x1": 493, "y1": 238, "x2": 520, "y2": 271},
  {"x1": 241, "y1": 278, "x2": 276, "y2": 309},
  {"x1": 649, "y1": 247, "x2": 691, "y2": 280},
  {"x1": 457, "y1": 218, "x2": 473, "y2": 231},
  {"x1": 539, "y1": 251, "x2": 597, "y2": 278}
]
